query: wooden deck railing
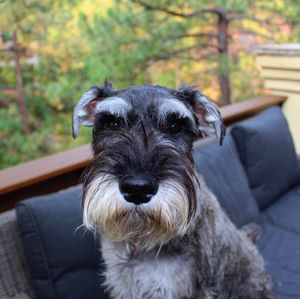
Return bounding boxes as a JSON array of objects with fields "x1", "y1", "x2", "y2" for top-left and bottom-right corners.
[{"x1": 0, "y1": 95, "x2": 286, "y2": 212}]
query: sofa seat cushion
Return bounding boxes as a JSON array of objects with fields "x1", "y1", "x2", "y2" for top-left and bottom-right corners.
[
  {"x1": 16, "y1": 187, "x2": 108, "y2": 299},
  {"x1": 193, "y1": 135, "x2": 260, "y2": 228},
  {"x1": 257, "y1": 223, "x2": 300, "y2": 299},
  {"x1": 231, "y1": 107, "x2": 300, "y2": 210},
  {"x1": 261, "y1": 186, "x2": 300, "y2": 234}
]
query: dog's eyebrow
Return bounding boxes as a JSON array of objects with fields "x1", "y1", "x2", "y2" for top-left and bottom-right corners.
[
  {"x1": 95, "y1": 97, "x2": 131, "y2": 117},
  {"x1": 157, "y1": 98, "x2": 194, "y2": 122}
]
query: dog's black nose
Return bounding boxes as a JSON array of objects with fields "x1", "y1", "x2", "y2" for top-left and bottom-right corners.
[{"x1": 119, "y1": 175, "x2": 158, "y2": 205}]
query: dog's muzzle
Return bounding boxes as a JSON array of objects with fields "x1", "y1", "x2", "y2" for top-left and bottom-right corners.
[{"x1": 119, "y1": 175, "x2": 158, "y2": 205}]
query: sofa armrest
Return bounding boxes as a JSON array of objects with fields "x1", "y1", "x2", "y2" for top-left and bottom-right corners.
[{"x1": 0, "y1": 210, "x2": 35, "y2": 299}]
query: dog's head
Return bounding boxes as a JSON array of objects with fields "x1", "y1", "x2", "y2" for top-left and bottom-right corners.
[{"x1": 73, "y1": 81, "x2": 224, "y2": 250}]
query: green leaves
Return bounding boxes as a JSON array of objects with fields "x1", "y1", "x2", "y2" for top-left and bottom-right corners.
[{"x1": 1, "y1": 0, "x2": 300, "y2": 168}]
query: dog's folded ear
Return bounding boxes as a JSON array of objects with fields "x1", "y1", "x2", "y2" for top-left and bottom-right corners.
[
  {"x1": 177, "y1": 86, "x2": 225, "y2": 145},
  {"x1": 194, "y1": 93, "x2": 225, "y2": 145},
  {"x1": 72, "y1": 81, "x2": 114, "y2": 138}
]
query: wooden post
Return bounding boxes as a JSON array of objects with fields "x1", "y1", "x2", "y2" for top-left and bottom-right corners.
[
  {"x1": 12, "y1": 30, "x2": 30, "y2": 134},
  {"x1": 217, "y1": 10, "x2": 231, "y2": 106}
]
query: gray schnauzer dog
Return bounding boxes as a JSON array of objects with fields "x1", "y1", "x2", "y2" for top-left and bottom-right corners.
[{"x1": 72, "y1": 82, "x2": 274, "y2": 299}]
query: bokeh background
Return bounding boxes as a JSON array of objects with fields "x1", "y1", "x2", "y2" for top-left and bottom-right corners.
[{"x1": 1, "y1": 0, "x2": 300, "y2": 169}]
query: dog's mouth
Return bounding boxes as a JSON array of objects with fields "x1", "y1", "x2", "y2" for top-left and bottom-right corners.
[{"x1": 122, "y1": 194, "x2": 151, "y2": 205}]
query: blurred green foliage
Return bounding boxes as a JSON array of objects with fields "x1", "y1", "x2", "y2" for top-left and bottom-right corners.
[{"x1": 0, "y1": 0, "x2": 299, "y2": 168}]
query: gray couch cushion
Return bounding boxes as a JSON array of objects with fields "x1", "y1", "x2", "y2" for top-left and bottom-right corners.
[
  {"x1": 231, "y1": 107, "x2": 300, "y2": 210},
  {"x1": 258, "y1": 223, "x2": 300, "y2": 299},
  {"x1": 16, "y1": 187, "x2": 108, "y2": 299},
  {"x1": 193, "y1": 135, "x2": 260, "y2": 227},
  {"x1": 261, "y1": 186, "x2": 300, "y2": 234}
]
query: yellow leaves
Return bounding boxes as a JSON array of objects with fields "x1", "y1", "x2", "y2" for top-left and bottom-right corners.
[
  {"x1": 202, "y1": 78, "x2": 220, "y2": 103},
  {"x1": 76, "y1": 0, "x2": 113, "y2": 20},
  {"x1": 49, "y1": 98, "x2": 64, "y2": 111},
  {"x1": 72, "y1": 61, "x2": 85, "y2": 69},
  {"x1": 28, "y1": 41, "x2": 39, "y2": 53}
]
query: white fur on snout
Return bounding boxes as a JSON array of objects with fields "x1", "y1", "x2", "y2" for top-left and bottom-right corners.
[
  {"x1": 83, "y1": 176, "x2": 130, "y2": 231},
  {"x1": 142, "y1": 180, "x2": 190, "y2": 237},
  {"x1": 83, "y1": 175, "x2": 191, "y2": 250}
]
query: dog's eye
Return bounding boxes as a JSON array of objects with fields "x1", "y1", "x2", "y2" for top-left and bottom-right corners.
[
  {"x1": 102, "y1": 115, "x2": 122, "y2": 131},
  {"x1": 166, "y1": 118, "x2": 185, "y2": 134}
]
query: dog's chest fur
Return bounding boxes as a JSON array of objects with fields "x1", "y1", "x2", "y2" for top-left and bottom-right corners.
[{"x1": 101, "y1": 239, "x2": 197, "y2": 299}]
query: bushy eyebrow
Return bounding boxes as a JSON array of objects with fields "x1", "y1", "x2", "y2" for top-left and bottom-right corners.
[
  {"x1": 95, "y1": 97, "x2": 131, "y2": 118},
  {"x1": 156, "y1": 98, "x2": 194, "y2": 123}
]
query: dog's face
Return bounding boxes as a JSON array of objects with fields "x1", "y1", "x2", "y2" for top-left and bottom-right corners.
[{"x1": 73, "y1": 82, "x2": 224, "y2": 250}]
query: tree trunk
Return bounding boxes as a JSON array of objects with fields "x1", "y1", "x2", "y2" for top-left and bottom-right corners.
[
  {"x1": 217, "y1": 11, "x2": 231, "y2": 106},
  {"x1": 13, "y1": 31, "x2": 30, "y2": 134}
]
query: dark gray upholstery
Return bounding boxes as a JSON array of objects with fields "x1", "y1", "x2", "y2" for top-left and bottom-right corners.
[
  {"x1": 231, "y1": 107, "x2": 300, "y2": 209},
  {"x1": 261, "y1": 186, "x2": 300, "y2": 234},
  {"x1": 257, "y1": 223, "x2": 300, "y2": 299},
  {"x1": 16, "y1": 187, "x2": 108, "y2": 299},
  {"x1": 193, "y1": 135, "x2": 260, "y2": 227}
]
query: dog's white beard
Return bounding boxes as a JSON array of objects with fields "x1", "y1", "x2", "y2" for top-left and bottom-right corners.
[{"x1": 83, "y1": 175, "x2": 190, "y2": 251}]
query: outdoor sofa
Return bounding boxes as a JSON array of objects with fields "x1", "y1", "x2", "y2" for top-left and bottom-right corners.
[{"x1": 0, "y1": 103, "x2": 299, "y2": 299}]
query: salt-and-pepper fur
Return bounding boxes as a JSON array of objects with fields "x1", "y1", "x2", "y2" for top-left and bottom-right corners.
[
  {"x1": 101, "y1": 175, "x2": 273, "y2": 299},
  {"x1": 73, "y1": 83, "x2": 274, "y2": 299}
]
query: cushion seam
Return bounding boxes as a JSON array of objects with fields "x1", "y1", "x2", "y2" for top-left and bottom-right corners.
[
  {"x1": 263, "y1": 215, "x2": 300, "y2": 235},
  {"x1": 232, "y1": 128, "x2": 249, "y2": 176}
]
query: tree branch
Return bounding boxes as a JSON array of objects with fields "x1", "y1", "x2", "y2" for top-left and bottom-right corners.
[
  {"x1": 150, "y1": 44, "x2": 216, "y2": 61},
  {"x1": 130, "y1": 0, "x2": 223, "y2": 18},
  {"x1": 150, "y1": 51, "x2": 215, "y2": 63},
  {"x1": 228, "y1": 14, "x2": 270, "y2": 24},
  {"x1": 238, "y1": 29, "x2": 275, "y2": 41},
  {"x1": 171, "y1": 32, "x2": 218, "y2": 39}
]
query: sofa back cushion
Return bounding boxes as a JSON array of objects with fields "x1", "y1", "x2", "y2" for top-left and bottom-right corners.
[
  {"x1": 231, "y1": 107, "x2": 300, "y2": 210},
  {"x1": 16, "y1": 187, "x2": 108, "y2": 299},
  {"x1": 193, "y1": 134, "x2": 260, "y2": 227}
]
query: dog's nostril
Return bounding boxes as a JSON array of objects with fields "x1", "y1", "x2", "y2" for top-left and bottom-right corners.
[{"x1": 119, "y1": 175, "x2": 158, "y2": 205}]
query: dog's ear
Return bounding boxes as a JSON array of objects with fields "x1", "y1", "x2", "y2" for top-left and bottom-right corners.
[
  {"x1": 72, "y1": 81, "x2": 114, "y2": 139},
  {"x1": 176, "y1": 86, "x2": 225, "y2": 145}
]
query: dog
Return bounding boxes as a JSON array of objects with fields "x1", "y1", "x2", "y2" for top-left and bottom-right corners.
[{"x1": 72, "y1": 81, "x2": 274, "y2": 299}]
